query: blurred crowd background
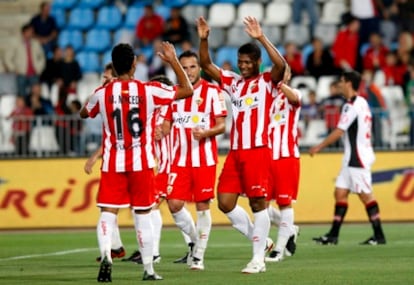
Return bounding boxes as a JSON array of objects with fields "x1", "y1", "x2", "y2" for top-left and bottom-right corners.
[{"x1": 0, "y1": 0, "x2": 413, "y2": 158}]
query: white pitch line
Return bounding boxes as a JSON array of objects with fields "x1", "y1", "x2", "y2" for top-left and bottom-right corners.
[{"x1": 0, "y1": 248, "x2": 96, "y2": 261}]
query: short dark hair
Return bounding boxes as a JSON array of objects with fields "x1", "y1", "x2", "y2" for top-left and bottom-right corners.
[
  {"x1": 105, "y1": 62, "x2": 117, "y2": 77},
  {"x1": 238, "y1": 43, "x2": 261, "y2": 61},
  {"x1": 342, "y1": 70, "x2": 361, "y2": 91},
  {"x1": 111, "y1": 43, "x2": 135, "y2": 76},
  {"x1": 21, "y1": 23, "x2": 32, "y2": 33},
  {"x1": 150, "y1": 75, "x2": 173, "y2": 86},
  {"x1": 178, "y1": 50, "x2": 199, "y2": 63}
]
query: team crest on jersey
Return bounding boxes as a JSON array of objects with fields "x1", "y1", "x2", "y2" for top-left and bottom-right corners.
[{"x1": 195, "y1": 97, "x2": 203, "y2": 106}]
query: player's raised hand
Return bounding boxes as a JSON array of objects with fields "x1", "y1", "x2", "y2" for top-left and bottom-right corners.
[
  {"x1": 158, "y1": 41, "x2": 177, "y2": 63},
  {"x1": 243, "y1": 16, "x2": 263, "y2": 39},
  {"x1": 196, "y1": 16, "x2": 210, "y2": 40}
]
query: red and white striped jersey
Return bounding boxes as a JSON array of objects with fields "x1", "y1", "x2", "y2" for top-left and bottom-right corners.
[
  {"x1": 220, "y1": 70, "x2": 274, "y2": 150},
  {"x1": 155, "y1": 106, "x2": 170, "y2": 174},
  {"x1": 85, "y1": 79, "x2": 176, "y2": 172},
  {"x1": 337, "y1": 95, "x2": 375, "y2": 168},
  {"x1": 268, "y1": 88, "x2": 302, "y2": 160},
  {"x1": 165, "y1": 79, "x2": 227, "y2": 167}
]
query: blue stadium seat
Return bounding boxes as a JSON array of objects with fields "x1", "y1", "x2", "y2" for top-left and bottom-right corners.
[
  {"x1": 66, "y1": 7, "x2": 95, "y2": 31},
  {"x1": 301, "y1": 43, "x2": 314, "y2": 66},
  {"x1": 102, "y1": 49, "x2": 112, "y2": 66},
  {"x1": 76, "y1": 51, "x2": 102, "y2": 73},
  {"x1": 155, "y1": 5, "x2": 171, "y2": 20},
  {"x1": 57, "y1": 29, "x2": 84, "y2": 51},
  {"x1": 95, "y1": 5, "x2": 123, "y2": 31},
  {"x1": 188, "y1": 0, "x2": 215, "y2": 5},
  {"x1": 162, "y1": 0, "x2": 189, "y2": 8},
  {"x1": 216, "y1": 0, "x2": 243, "y2": 4},
  {"x1": 113, "y1": 28, "x2": 134, "y2": 45},
  {"x1": 215, "y1": 46, "x2": 238, "y2": 70},
  {"x1": 51, "y1": 0, "x2": 77, "y2": 10},
  {"x1": 84, "y1": 29, "x2": 112, "y2": 53},
  {"x1": 123, "y1": 6, "x2": 144, "y2": 29},
  {"x1": 77, "y1": 0, "x2": 105, "y2": 9},
  {"x1": 51, "y1": 7, "x2": 66, "y2": 29},
  {"x1": 130, "y1": 0, "x2": 153, "y2": 6}
]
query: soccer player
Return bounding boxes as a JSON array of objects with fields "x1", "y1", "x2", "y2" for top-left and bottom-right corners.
[
  {"x1": 309, "y1": 70, "x2": 386, "y2": 246},
  {"x1": 265, "y1": 65, "x2": 301, "y2": 262},
  {"x1": 163, "y1": 50, "x2": 227, "y2": 271},
  {"x1": 80, "y1": 42, "x2": 193, "y2": 282},
  {"x1": 197, "y1": 16, "x2": 286, "y2": 274}
]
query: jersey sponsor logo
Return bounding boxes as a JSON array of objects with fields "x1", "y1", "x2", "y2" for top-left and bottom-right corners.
[
  {"x1": 231, "y1": 96, "x2": 259, "y2": 110},
  {"x1": 173, "y1": 112, "x2": 208, "y2": 129}
]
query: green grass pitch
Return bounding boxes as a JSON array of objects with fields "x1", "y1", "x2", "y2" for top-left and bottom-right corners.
[{"x1": 0, "y1": 223, "x2": 413, "y2": 285}]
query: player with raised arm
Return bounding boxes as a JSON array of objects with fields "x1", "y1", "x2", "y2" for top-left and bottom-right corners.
[
  {"x1": 309, "y1": 70, "x2": 386, "y2": 246},
  {"x1": 80, "y1": 42, "x2": 193, "y2": 282},
  {"x1": 197, "y1": 16, "x2": 286, "y2": 274},
  {"x1": 265, "y1": 64, "x2": 301, "y2": 262}
]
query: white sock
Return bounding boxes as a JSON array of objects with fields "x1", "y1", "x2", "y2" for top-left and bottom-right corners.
[
  {"x1": 267, "y1": 205, "x2": 281, "y2": 226},
  {"x1": 252, "y1": 209, "x2": 271, "y2": 262},
  {"x1": 226, "y1": 205, "x2": 253, "y2": 239},
  {"x1": 134, "y1": 212, "x2": 154, "y2": 274},
  {"x1": 194, "y1": 210, "x2": 212, "y2": 260},
  {"x1": 97, "y1": 211, "x2": 116, "y2": 263},
  {"x1": 275, "y1": 208, "x2": 294, "y2": 253},
  {"x1": 172, "y1": 207, "x2": 197, "y2": 242},
  {"x1": 181, "y1": 230, "x2": 192, "y2": 246},
  {"x1": 151, "y1": 209, "x2": 162, "y2": 256},
  {"x1": 111, "y1": 219, "x2": 123, "y2": 249}
]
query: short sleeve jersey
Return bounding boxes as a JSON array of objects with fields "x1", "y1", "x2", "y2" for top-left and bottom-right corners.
[
  {"x1": 220, "y1": 70, "x2": 274, "y2": 150},
  {"x1": 269, "y1": 88, "x2": 302, "y2": 160},
  {"x1": 85, "y1": 79, "x2": 176, "y2": 172},
  {"x1": 165, "y1": 79, "x2": 227, "y2": 167},
  {"x1": 337, "y1": 95, "x2": 375, "y2": 168}
]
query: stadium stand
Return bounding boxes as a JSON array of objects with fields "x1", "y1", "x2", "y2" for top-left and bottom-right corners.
[{"x1": 0, "y1": 0, "x2": 412, "y2": 158}]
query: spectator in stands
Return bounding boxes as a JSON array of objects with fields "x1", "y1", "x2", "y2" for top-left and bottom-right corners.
[
  {"x1": 8, "y1": 96, "x2": 33, "y2": 155},
  {"x1": 359, "y1": 69, "x2": 388, "y2": 147},
  {"x1": 331, "y1": 15, "x2": 360, "y2": 72},
  {"x1": 283, "y1": 42, "x2": 304, "y2": 76},
  {"x1": 305, "y1": 37, "x2": 337, "y2": 79},
  {"x1": 162, "y1": 7, "x2": 190, "y2": 45},
  {"x1": 26, "y1": 82, "x2": 54, "y2": 126},
  {"x1": 348, "y1": 0, "x2": 385, "y2": 46},
  {"x1": 69, "y1": 99, "x2": 83, "y2": 155},
  {"x1": 301, "y1": 90, "x2": 321, "y2": 130},
  {"x1": 54, "y1": 88, "x2": 75, "y2": 155},
  {"x1": 40, "y1": 46, "x2": 63, "y2": 92},
  {"x1": 362, "y1": 32, "x2": 389, "y2": 71},
  {"x1": 380, "y1": 51, "x2": 407, "y2": 86},
  {"x1": 4, "y1": 23, "x2": 45, "y2": 97},
  {"x1": 135, "y1": 5, "x2": 164, "y2": 49},
  {"x1": 181, "y1": 40, "x2": 194, "y2": 53},
  {"x1": 292, "y1": 0, "x2": 319, "y2": 37},
  {"x1": 30, "y1": 1, "x2": 58, "y2": 57},
  {"x1": 396, "y1": 31, "x2": 414, "y2": 63},
  {"x1": 320, "y1": 80, "x2": 345, "y2": 147},
  {"x1": 60, "y1": 45, "x2": 82, "y2": 95}
]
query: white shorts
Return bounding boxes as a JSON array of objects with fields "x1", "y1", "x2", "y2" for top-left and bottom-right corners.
[{"x1": 335, "y1": 166, "x2": 372, "y2": 194}]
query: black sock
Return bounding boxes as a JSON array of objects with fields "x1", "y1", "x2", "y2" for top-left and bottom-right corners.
[
  {"x1": 366, "y1": 201, "x2": 385, "y2": 240},
  {"x1": 329, "y1": 202, "x2": 348, "y2": 237}
]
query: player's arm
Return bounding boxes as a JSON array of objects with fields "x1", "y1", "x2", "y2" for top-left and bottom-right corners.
[
  {"x1": 84, "y1": 145, "x2": 103, "y2": 174},
  {"x1": 161, "y1": 119, "x2": 172, "y2": 136},
  {"x1": 192, "y1": 116, "x2": 226, "y2": 141},
  {"x1": 197, "y1": 17, "x2": 221, "y2": 83},
  {"x1": 243, "y1": 16, "x2": 286, "y2": 83},
  {"x1": 309, "y1": 128, "x2": 344, "y2": 156},
  {"x1": 158, "y1": 42, "x2": 193, "y2": 99},
  {"x1": 279, "y1": 66, "x2": 299, "y2": 105}
]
